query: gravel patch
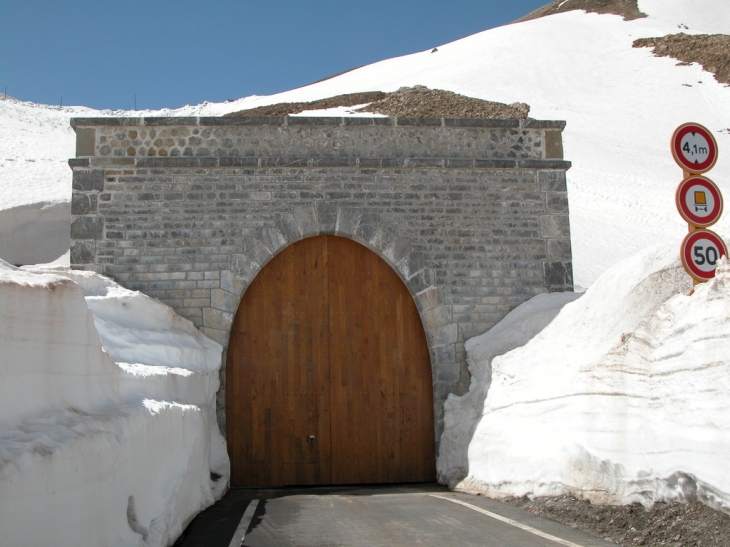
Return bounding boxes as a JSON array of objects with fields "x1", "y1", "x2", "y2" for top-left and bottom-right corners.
[
  {"x1": 356, "y1": 86, "x2": 530, "y2": 119},
  {"x1": 633, "y1": 33, "x2": 730, "y2": 85},
  {"x1": 225, "y1": 86, "x2": 530, "y2": 119},
  {"x1": 504, "y1": 496, "x2": 730, "y2": 547},
  {"x1": 517, "y1": 0, "x2": 646, "y2": 23}
]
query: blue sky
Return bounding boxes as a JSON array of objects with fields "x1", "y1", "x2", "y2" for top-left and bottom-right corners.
[{"x1": 1, "y1": 0, "x2": 548, "y2": 110}]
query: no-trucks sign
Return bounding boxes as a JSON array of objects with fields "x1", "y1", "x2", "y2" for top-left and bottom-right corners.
[
  {"x1": 675, "y1": 175, "x2": 724, "y2": 228},
  {"x1": 671, "y1": 122, "x2": 718, "y2": 174},
  {"x1": 680, "y1": 229, "x2": 728, "y2": 282}
]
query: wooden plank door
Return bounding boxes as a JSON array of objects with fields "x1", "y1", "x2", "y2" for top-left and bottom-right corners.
[
  {"x1": 327, "y1": 236, "x2": 435, "y2": 484},
  {"x1": 227, "y1": 236, "x2": 435, "y2": 487},
  {"x1": 227, "y1": 237, "x2": 331, "y2": 487}
]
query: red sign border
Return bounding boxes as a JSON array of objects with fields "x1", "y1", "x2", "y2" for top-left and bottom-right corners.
[
  {"x1": 675, "y1": 175, "x2": 724, "y2": 227},
  {"x1": 680, "y1": 229, "x2": 728, "y2": 282},
  {"x1": 671, "y1": 122, "x2": 718, "y2": 174}
]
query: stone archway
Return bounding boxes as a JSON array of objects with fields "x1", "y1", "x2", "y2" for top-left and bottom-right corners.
[{"x1": 226, "y1": 235, "x2": 436, "y2": 487}]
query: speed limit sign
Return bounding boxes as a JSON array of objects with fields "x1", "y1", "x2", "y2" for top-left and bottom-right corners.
[{"x1": 680, "y1": 229, "x2": 728, "y2": 282}]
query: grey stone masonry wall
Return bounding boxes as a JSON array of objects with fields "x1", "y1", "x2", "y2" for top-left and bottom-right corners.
[{"x1": 69, "y1": 116, "x2": 573, "y2": 446}]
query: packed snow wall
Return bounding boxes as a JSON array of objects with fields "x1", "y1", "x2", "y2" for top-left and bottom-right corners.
[
  {"x1": 439, "y1": 246, "x2": 730, "y2": 513},
  {"x1": 0, "y1": 262, "x2": 229, "y2": 547},
  {"x1": 68, "y1": 115, "x2": 572, "y2": 441}
]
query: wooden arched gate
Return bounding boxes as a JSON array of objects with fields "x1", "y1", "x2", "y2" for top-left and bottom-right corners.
[{"x1": 226, "y1": 235, "x2": 436, "y2": 487}]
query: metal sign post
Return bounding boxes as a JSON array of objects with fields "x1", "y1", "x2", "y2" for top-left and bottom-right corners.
[{"x1": 671, "y1": 122, "x2": 725, "y2": 288}]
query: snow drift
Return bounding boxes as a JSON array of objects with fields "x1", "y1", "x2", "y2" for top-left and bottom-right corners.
[
  {"x1": 0, "y1": 262, "x2": 229, "y2": 547},
  {"x1": 439, "y1": 246, "x2": 730, "y2": 513}
]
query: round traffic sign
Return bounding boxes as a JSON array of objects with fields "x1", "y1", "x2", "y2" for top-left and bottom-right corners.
[
  {"x1": 675, "y1": 175, "x2": 724, "y2": 227},
  {"x1": 680, "y1": 229, "x2": 728, "y2": 282},
  {"x1": 671, "y1": 122, "x2": 718, "y2": 174}
]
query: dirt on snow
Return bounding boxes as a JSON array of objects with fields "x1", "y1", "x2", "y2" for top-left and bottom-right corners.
[
  {"x1": 633, "y1": 34, "x2": 730, "y2": 85},
  {"x1": 504, "y1": 496, "x2": 730, "y2": 547},
  {"x1": 355, "y1": 86, "x2": 530, "y2": 119},
  {"x1": 226, "y1": 86, "x2": 530, "y2": 120},
  {"x1": 517, "y1": 0, "x2": 647, "y2": 23},
  {"x1": 224, "y1": 91, "x2": 387, "y2": 117}
]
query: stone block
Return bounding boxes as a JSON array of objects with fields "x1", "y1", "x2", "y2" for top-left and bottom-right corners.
[
  {"x1": 90, "y1": 157, "x2": 135, "y2": 166},
  {"x1": 144, "y1": 117, "x2": 198, "y2": 126},
  {"x1": 423, "y1": 304, "x2": 453, "y2": 331},
  {"x1": 220, "y1": 270, "x2": 246, "y2": 296},
  {"x1": 433, "y1": 344, "x2": 456, "y2": 365},
  {"x1": 71, "y1": 240, "x2": 95, "y2": 264},
  {"x1": 288, "y1": 117, "x2": 342, "y2": 126},
  {"x1": 71, "y1": 193, "x2": 97, "y2": 215},
  {"x1": 72, "y1": 170, "x2": 104, "y2": 192},
  {"x1": 547, "y1": 192, "x2": 569, "y2": 213},
  {"x1": 457, "y1": 322, "x2": 491, "y2": 341},
  {"x1": 211, "y1": 289, "x2": 239, "y2": 313},
  {"x1": 71, "y1": 216, "x2": 104, "y2": 240},
  {"x1": 293, "y1": 206, "x2": 318, "y2": 237},
  {"x1": 260, "y1": 227, "x2": 287, "y2": 255},
  {"x1": 243, "y1": 238, "x2": 272, "y2": 266},
  {"x1": 405, "y1": 158, "x2": 444, "y2": 168},
  {"x1": 407, "y1": 268, "x2": 435, "y2": 295},
  {"x1": 445, "y1": 159, "x2": 474, "y2": 169},
  {"x1": 314, "y1": 201, "x2": 339, "y2": 234},
  {"x1": 415, "y1": 286, "x2": 441, "y2": 311},
  {"x1": 548, "y1": 238, "x2": 572, "y2": 262},
  {"x1": 203, "y1": 307, "x2": 234, "y2": 331},
  {"x1": 70, "y1": 117, "x2": 143, "y2": 127},
  {"x1": 75, "y1": 127, "x2": 96, "y2": 156},
  {"x1": 434, "y1": 323, "x2": 458, "y2": 345},
  {"x1": 540, "y1": 214, "x2": 570, "y2": 238},
  {"x1": 355, "y1": 211, "x2": 380, "y2": 243},
  {"x1": 277, "y1": 213, "x2": 302, "y2": 243},
  {"x1": 230, "y1": 253, "x2": 259, "y2": 282},
  {"x1": 538, "y1": 171, "x2": 567, "y2": 192},
  {"x1": 136, "y1": 157, "x2": 218, "y2": 168},
  {"x1": 401, "y1": 249, "x2": 428, "y2": 280},
  {"x1": 343, "y1": 117, "x2": 394, "y2": 126},
  {"x1": 521, "y1": 120, "x2": 566, "y2": 129},
  {"x1": 335, "y1": 208, "x2": 362, "y2": 237},
  {"x1": 545, "y1": 130, "x2": 564, "y2": 159},
  {"x1": 435, "y1": 362, "x2": 460, "y2": 383},
  {"x1": 395, "y1": 118, "x2": 442, "y2": 127},
  {"x1": 544, "y1": 261, "x2": 574, "y2": 287},
  {"x1": 385, "y1": 236, "x2": 411, "y2": 266},
  {"x1": 370, "y1": 226, "x2": 397, "y2": 254},
  {"x1": 200, "y1": 326, "x2": 229, "y2": 347}
]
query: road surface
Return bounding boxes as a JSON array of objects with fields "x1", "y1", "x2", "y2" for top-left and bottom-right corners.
[{"x1": 174, "y1": 484, "x2": 615, "y2": 547}]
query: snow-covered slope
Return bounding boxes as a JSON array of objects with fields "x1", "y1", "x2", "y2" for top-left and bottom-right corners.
[{"x1": 2, "y1": 0, "x2": 728, "y2": 286}]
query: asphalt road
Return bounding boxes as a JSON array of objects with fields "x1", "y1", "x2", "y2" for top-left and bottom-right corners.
[{"x1": 174, "y1": 484, "x2": 615, "y2": 547}]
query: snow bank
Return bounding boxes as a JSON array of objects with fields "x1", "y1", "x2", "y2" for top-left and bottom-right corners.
[
  {"x1": 439, "y1": 244, "x2": 730, "y2": 513},
  {"x1": 0, "y1": 201, "x2": 70, "y2": 265},
  {"x1": 0, "y1": 264, "x2": 228, "y2": 547}
]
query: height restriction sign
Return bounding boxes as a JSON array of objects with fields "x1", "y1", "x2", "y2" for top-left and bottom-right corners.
[
  {"x1": 675, "y1": 175, "x2": 724, "y2": 227},
  {"x1": 671, "y1": 122, "x2": 718, "y2": 174},
  {"x1": 680, "y1": 229, "x2": 728, "y2": 282}
]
